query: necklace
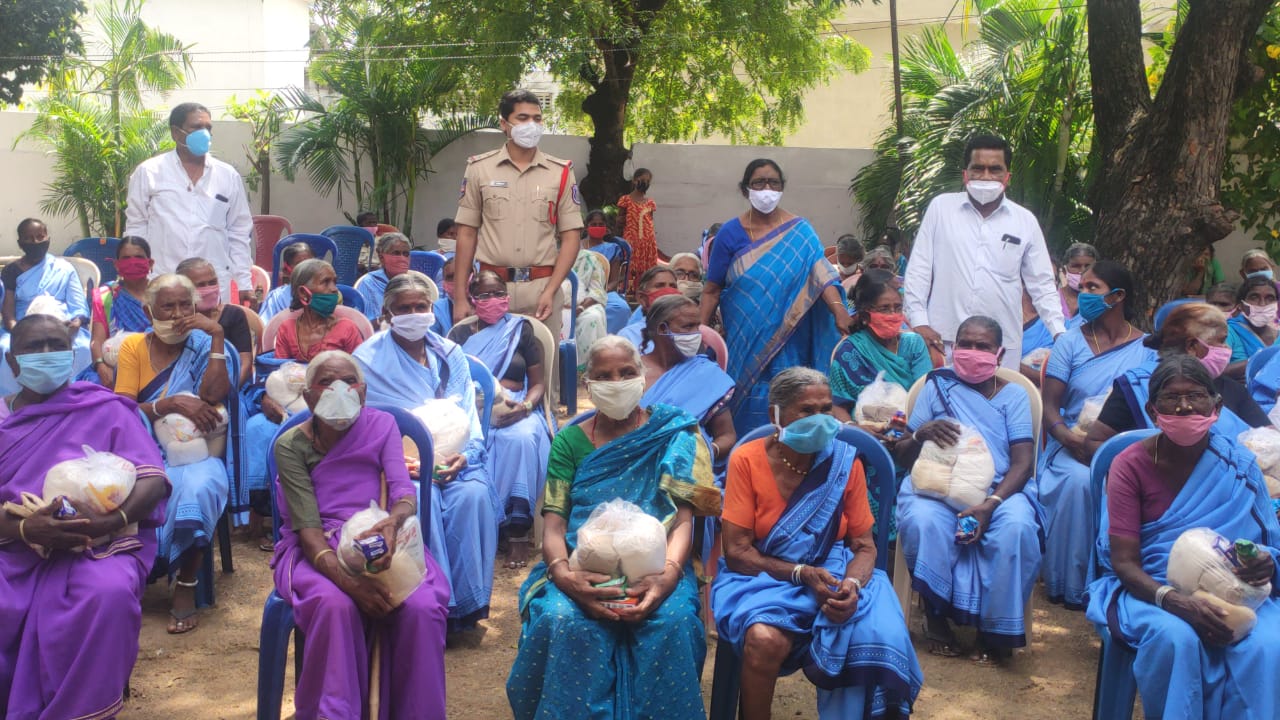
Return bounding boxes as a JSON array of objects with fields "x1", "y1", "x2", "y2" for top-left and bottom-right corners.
[
  {"x1": 589, "y1": 410, "x2": 643, "y2": 443},
  {"x1": 772, "y1": 432, "x2": 811, "y2": 475},
  {"x1": 1087, "y1": 323, "x2": 1134, "y2": 355}
]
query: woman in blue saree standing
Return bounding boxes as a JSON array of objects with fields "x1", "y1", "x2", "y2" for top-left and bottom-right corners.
[
  {"x1": 895, "y1": 316, "x2": 1042, "y2": 664},
  {"x1": 1088, "y1": 356, "x2": 1280, "y2": 719},
  {"x1": 354, "y1": 271, "x2": 498, "y2": 631},
  {"x1": 699, "y1": 159, "x2": 851, "y2": 434},
  {"x1": 449, "y1": 270, "x2": 552, "y2": 570},
  {"x1": 507, "y1": 336, "x2": 722, "y2": 720},
  {"x1": 713, "y1": 368, "x2": 922, "y2": 719},
  {"x1": 113, "y1": 274, "x2": 236, "y2": 634},
  {"x1": 1039, "y1": 261, "x2": 1155, "y2": 610}
]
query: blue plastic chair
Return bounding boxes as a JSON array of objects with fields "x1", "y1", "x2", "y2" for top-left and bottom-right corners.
[
  {"x1": 410, "y1": 251, "x2": 447, "y2": 285},
  {"x1": 466, "y1": 354, "x2": 496, "y2": 434},
  {"x1": 256, "y1": 406, "x2": 434, "y2": 720},
  {"x1": 271, "y1": 234, "x2": 338, "y2": 287},
  {"x1": 321, "y1": 225, "x2": 375, "y2": 287},
  {"x1": 560, "y1": 271, "x2": 580, "y2": 414},
  {"x1": 337, "y1": 284, "x2": 364, "y2": 314},
  {"x1": 1087, "y1": 430, "x2": 1156, "y2": 720},
  {"x1": 1153, "y1": 298, "x2": 1198, "y2": 331},
  {"x1": 1246, "y1": 344, "x2": 1280, "y2": 390},
  {"x1": 63, "y1": 237, "x2": 121, "y2": 284},
  {"x1": 708, "y1": 424, "x2": 896, "y2": 720}
]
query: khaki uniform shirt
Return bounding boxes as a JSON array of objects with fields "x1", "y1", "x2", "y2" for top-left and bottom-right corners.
[{"x1": 454, "y1": 144, "x2": 585, "y2": 268}]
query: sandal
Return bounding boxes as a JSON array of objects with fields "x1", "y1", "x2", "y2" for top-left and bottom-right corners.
[
  {"x1": 971, "y1": 644, "x2": 1011, "y2": 666},
  {"x1": 923, "y1": 615, "x2": 962, "y2": 658},
  {"x1": 167, "y1": 578, "x2": 200, "y2": 635}
]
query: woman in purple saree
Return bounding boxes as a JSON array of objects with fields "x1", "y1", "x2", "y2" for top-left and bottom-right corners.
[
  {"x1": 272, "y1": 350, "x2": 449, "y2": 720},
  {"x1": 0, "y1": 315, "x2": 169, "y2": 720}
]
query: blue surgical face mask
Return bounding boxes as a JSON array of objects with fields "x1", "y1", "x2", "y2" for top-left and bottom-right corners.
[
  {"x1": 1247, "y1": 269, "x2": 1275, "y2": 281},
  {"x1": 15, "y1": 350, "x2": 75, "y2": 394},
  {"x1": 774, "y1": 406, "x2": 840, "y2": 454},
  {"x1": 184, "y1": 128, "x2": 212, "y2": 156},
  {"x1": 1077, "y1": 290, "x2": 1116, "y2": 323}
]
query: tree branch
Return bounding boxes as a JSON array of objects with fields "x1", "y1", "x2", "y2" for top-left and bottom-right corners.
[{"x1": 1086, "y1": 0, "x2": 1150, "y2": 159}]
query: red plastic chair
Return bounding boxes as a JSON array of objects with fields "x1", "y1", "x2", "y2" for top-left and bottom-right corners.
[
  {"x1": 699, "y1": 325, "x2": 728, "y2": 371},
  {"x1": 252, "y1": 215, "x2": 293, "y2": 270}
]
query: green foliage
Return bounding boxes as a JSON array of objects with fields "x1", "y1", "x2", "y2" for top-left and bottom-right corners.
[
  {"x1": 16, "y1": 0, "x2": 190, "y2": 237},
  {"x1": 227, "y1": 91, "x2": 294, "y2": 212},
  {"x1": 0, "y1": 0, "x2": 85, "y2": 106},
  {"x1": 851, "y1": 0, "x2": 1093, "y2": 252},
  {"x1": 276, "y1": 2, "x2": 496, "y2": 237},
  {"x1": 1221, "y1": 6, "x2": 1280, "y2": 257}
]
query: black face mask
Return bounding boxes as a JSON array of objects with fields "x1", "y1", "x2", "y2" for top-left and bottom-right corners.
[
  {"x1": 635, "y1": 181, "x2": 650, "y2": 192},
  {"x1": 18, "y1": 241, "x2": 49, "y2": 259}
]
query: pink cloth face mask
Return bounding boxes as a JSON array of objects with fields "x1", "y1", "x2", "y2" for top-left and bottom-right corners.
[
  {"x1": 473, "y1": 296, "x2": 509, "y2": 324},
  {"x1": 952, "y1": 348, "x2": 1000, "y2": 384},
  {"x1": 1195, "y1": 340, "x2": 1232, "y2": 379},
  {"x1": 1155, "y1": 411, "x2": 1217, "y2": 446}
]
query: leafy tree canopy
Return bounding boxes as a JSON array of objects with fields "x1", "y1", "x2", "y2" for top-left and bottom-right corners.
[{"x1": 0, "y1": 0, "x2": 86, "y2": 106}]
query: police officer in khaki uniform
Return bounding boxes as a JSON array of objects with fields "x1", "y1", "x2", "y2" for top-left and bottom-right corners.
[{"x1": 453, "y1": 89, "x2": 583, "y2": 344}]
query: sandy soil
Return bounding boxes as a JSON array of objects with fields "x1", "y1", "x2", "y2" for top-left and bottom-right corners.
[{"x1": 124, "y1": 533, "x2": 1122, "y2": 720}]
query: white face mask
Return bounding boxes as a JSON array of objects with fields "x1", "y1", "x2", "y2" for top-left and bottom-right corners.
[
  {"x1": 677, "y1": 279, "x2": 703, "y2": 300},
  {"x1": 664, "y1": 330, "x2": 703, "y2": 359},
  {"x1": 588, "y1": 376, "x2": 646, "y2": 420},
  {"x1": 509, "y1": 120, "x2": 544, "y2": 149},
  {"x1": 390, "y1": 311, "x2": 435, "y2": 341},
  {"x1": 313, "y1": 380, "x2": 363, "y2": 430},
  {"x1": 436, "y1": 236, "x2": 456, "y2": 251},
  {"x1": 748, "y1": 188, "x2": 782, "y2": 214},
  {"x1": 965, "y1": 179, "x2": 1005, "y2": 205},
  {"x1": 1245, "y1": 302, "x2": 1279, "y2": 329}
]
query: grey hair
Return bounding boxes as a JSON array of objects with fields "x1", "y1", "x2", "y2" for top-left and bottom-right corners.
[
  {"x1": 836, "y1": 234, "x2": 864, "y2": 257},
  {"x1": 174, "y1": 257, "x2": 215, "y2": 277},
  {"x1": 1062, "y1": 242, "x2": 1099, "y2": 264},
  {"x1": 862, "y1": 245, "x2": 894, "y2": 269},
  {"x1": 768, "y1": 367, "x2": 830, "y2": 409},
  {"x1": 290, "y1": 259, "x2": 333, "y2": 297},
  {"x1": 376, "y1": 232, "x2": 411, "y2": 255},
  {"x1": 1242, "y1": 248, "x2": 1272, "y2": 267},
  {"x1": 145, "y1": 273, "x2": 197, "y2": 308},
  {"x1": 305, "y1": 350, "x2": 365, "y2": 386},
  {"x1": 383, "y1": 270, "x2": 438, "y2": 311},
  {"x1": 668, "y1": 252, "x2": 701, "y2": 270},
  {"x1": 958, "y1": 314, "x2": 1004, "y2": 346},
  {"x1": 585, "y1": 335, "x2": 643, "y2": 376},
  {"x1": 643, "y1": 295, "x2": 697, "y2": 347}
]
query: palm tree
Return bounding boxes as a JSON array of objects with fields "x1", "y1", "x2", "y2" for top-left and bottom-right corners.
[
  {"x1": 17, "y1": 0, "x2": 191, "y2": 237},
  {"x1": 852, "y1": 0, "x2": 1093, "y2": 252}
]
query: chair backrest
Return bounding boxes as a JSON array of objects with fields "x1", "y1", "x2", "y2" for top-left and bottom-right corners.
[
  {"x1": 1154, "y1": 298, "x2": 1198, "y2": 332},
  {"x1": 63, "y1": 256, "x2": 100, "y2": 297},
  {"x1": 699, "y1": 325, "x2": 729, "y2": 371},
  {"x1": 606, "y1": 237, "x2": 632, "y2": 293},
  {"x1": 337, "y1": 284, "x2": 365, "y2": 314},
  {"x1": 455, "y1": 314, "x2": 558, "y2": 429},
  {"x1": 63, "y1": 237, "x2": 121, "y2": 284},
  {"x1": 242, "y1": 306, "x2": 265, "y2": 355},
  {"x1": 1247, "y1": 344, "x2": 1280, "y2": 388},
  {"x1": 823, "y1": 245, "x2": 839, "y2": 262},
  {"x1": 334, "y1": 305, "x2": 374, "y2": 340},
  {"x1": 267, "y1": 409, "x2": 314, "y2": 541},
  {"x1": 1087, "y1": 429, "x2": 1157, "y2": 583},
  {"x1": 272, "y1": 233, "x2": 339, "y2": 287},
  {"x1": 410, "y1": 251, "x2": 447, "y2": 285},
  {"x1": 466, "y1": 354, "x2": 496, "y2": 433},
  {"x1": 905, "y1": 367, "x2": 1044, "y2": 463},
  {"x1": 252, "y1": 215, "x2": 293, "y2": 269},
  {"x1": 321, "y1": 225, "x2": 375, "y2": 286},
  {"x1": 261, "y1": 309, "x2": 295, "y2": 352},
  {"x1": 250, "y1": 264, "x2": 272, "y2": 295},
  {"x1": 375, "y1": 223, "x2": 399, "y2": 237}
]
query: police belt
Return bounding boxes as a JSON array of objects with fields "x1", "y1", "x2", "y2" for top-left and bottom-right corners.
[{"x1": 478, "y1": 263, "x2": 555, "y2": 282}]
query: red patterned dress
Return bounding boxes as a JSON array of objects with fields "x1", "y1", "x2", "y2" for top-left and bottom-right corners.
[{"x1": 618, "y1": 193, "x2": 657, "y2": 292}]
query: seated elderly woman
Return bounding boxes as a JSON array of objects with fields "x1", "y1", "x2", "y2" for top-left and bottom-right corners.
[
  {"x1": 0, "y1": 315, "x2": 168, "y2": 719},
  {"x1": 618, "y1": 265, "x2": 680, "y2": 351},
  {"x1": 835, "y1": 234, "x2": 866, "y2": 294},
  {"x1": 1038, "y1": 261, "x2": 1155, "y2": 610},
  {"x1": 176, "y1": 257, "x2": 255, "y2": 386},
  {"x1": 712, "y1": 367, "x2": 922, "y2": 719},
  {"x1": 356, "y1": 232, "x2": 413, "y2": 322},
  {"x1": 86, "y1": 236, "x2": 153, "y2": 387},
  {"x1": 506, "y1": 336, "x2": 722, "y2": 719},
  {"x1": 895, "y1": 315, "x2": 1042, "y2": 664},
  {"x1": 260, "y1": 242, "x2": 316, "y2": 322},
  {"x1": 272, "y1": 350, "x2": 449, "y2": 719},
  {"x1": 1086, "y1": 303, "x2": 1271, "y2": 452},
  {"x1": 275, "y1": 259, "x2": 364, "y2": 363},
  {"x1": 1224, "y1": 275, "x2": 1279, "y2": 381},
  {"x1": 448, "y1": 270, "x2": 551, "y2": 569},
  {"x1": 114, "y1": 274, "x2": 234, "y2": 634},
  {"x1": 1087, "y1": 355, "x2": 1280, "y2": 719},
  {"x1": 669, "y1": 252, "x2": 705, "y2": 302},
  {"x1": 354, "y1": 271, "x2": 498, "y2": 630}
]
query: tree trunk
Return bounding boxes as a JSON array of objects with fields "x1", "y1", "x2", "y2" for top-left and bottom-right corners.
[
  {"x1": 1087, "y1": 0, "x2": 1273, "y2": 323},
  {"x1": 579, "y1": 45, "x2": 637, "y2": 210},
  {"x1": 258, "y1": 149, "x2": 271, "y2": 215}
]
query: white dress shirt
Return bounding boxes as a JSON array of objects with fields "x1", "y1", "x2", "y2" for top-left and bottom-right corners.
[
  {"x1": 124, "y1": 151, "x2": 254, "y2": 298},
  {"x1": 903, "y1": 191, "x2": 1064, "y2": 367}
]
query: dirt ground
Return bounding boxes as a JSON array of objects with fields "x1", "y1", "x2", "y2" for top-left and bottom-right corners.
[{"x1": 124, "y1": 532, "x2": 1117, "y2": 720}]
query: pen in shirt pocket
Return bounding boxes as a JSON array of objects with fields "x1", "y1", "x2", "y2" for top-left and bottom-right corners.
[{"x1": 215, "y1": 194, "x2": 229, "y2": 203}]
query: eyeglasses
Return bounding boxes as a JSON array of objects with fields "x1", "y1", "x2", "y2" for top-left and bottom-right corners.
[
  {"x1": 673, "y1": 269, "x2": 702, "y2": 281},
  {"x1": 867, "y1": 304, "x2": 904, "y2": 314},
  {"x1": 1154, "y1": 391, "x2": 1215, "y2": 409},
  {"x1": 472, "y1": 290, "x2": 508, "y2": 301},
  {"x1": 747, "y1": 178, "x2": 784, "y2": 191}
]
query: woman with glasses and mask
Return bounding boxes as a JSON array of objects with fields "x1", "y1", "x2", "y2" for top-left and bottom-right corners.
[
  {"x1": 271, "y1": 350, "x2": 450, "y2": 719},
  {"x1": 114, "y1": 274, "x2": 236, "y2": 634},
  {"x1": 1056, "y1": 242, "x2": 1098, "y2": 326},
  {"x1": 1038, "y1": 261, "x2": 1155, "y2": 611},
  {"x1": 355, "y1": 232, "x2": 414, "y2": 323},
  {"x1": 448, "y1": 270, "x2": 551, "y2": 570},
  {"x1": 1088, "y1": 355, "x2": 1280, "y2": 720},
  {"x1": 713, "y1": 367, "x2": 922, "y2": 719},
  {"x1": 354, "y1": 271, "x2": 498, "y2": 632},
  {"x1": 668, "y1": 252, "x2": 705, "y2": 302},
  {"x1": 1224, "y1": 275, "x2": 1279, "y2": 381},
  {"x1": 895, "y1": 315, "x2": 1042, "y2": 664},
  {"x1": 507, "y1": 335, "x2": 721, "y2": 720},
  {"x1": 700, "y1": 159, "x2": 851, "y2": 434}
]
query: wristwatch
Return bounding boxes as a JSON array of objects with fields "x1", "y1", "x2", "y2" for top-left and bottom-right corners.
[{"x1": 522, "y1": 400, "x2": 534, "y2": 412}]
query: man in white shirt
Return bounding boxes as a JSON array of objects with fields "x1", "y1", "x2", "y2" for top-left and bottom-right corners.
[
  {"x1": 904, "y1": 134, "x2": 1065, "y2": 368},
  {"x1": 125, "y1": 102, "x2": 255, "y2": 307}
]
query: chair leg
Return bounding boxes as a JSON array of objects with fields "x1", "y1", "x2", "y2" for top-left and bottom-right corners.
[
  {"x1": 257, "y1": 594, "x2": 295, "y2": 720},
  {"x1": 708, "y1": 640, "x2": 743, "y2": 720},
  {"x1": 892, "y1": 544, "x2": 913, "y2": 628},
  {"x1": 1092, "y1": 635, "x2": 1138, "y2": 720},
  {"x1": 218, "y1": 511, "x2": 235, "y2": 574},
  {"x1": 195, "y1": 549, "x2": 215, "y2": 609}
]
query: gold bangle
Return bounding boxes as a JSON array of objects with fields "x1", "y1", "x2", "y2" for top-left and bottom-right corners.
[
  {"x1": 18, "y1": 518, "x2": 28, "y2": 544},
  {"x1": 118, "y1": 508, "x2": 129, "y2": 528},
  {"x1": 546, "y1": 557, "x2": 569, "y2": 575},
  {"x1": 394, "y1": 497, "x2": 416, "y2": 511},
  {"x1": 665, "y1": 559, "x2": 684, "y2": 578},
  {"x1": 312, "y1": 548, "x2": 335, "y2": 566}
]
